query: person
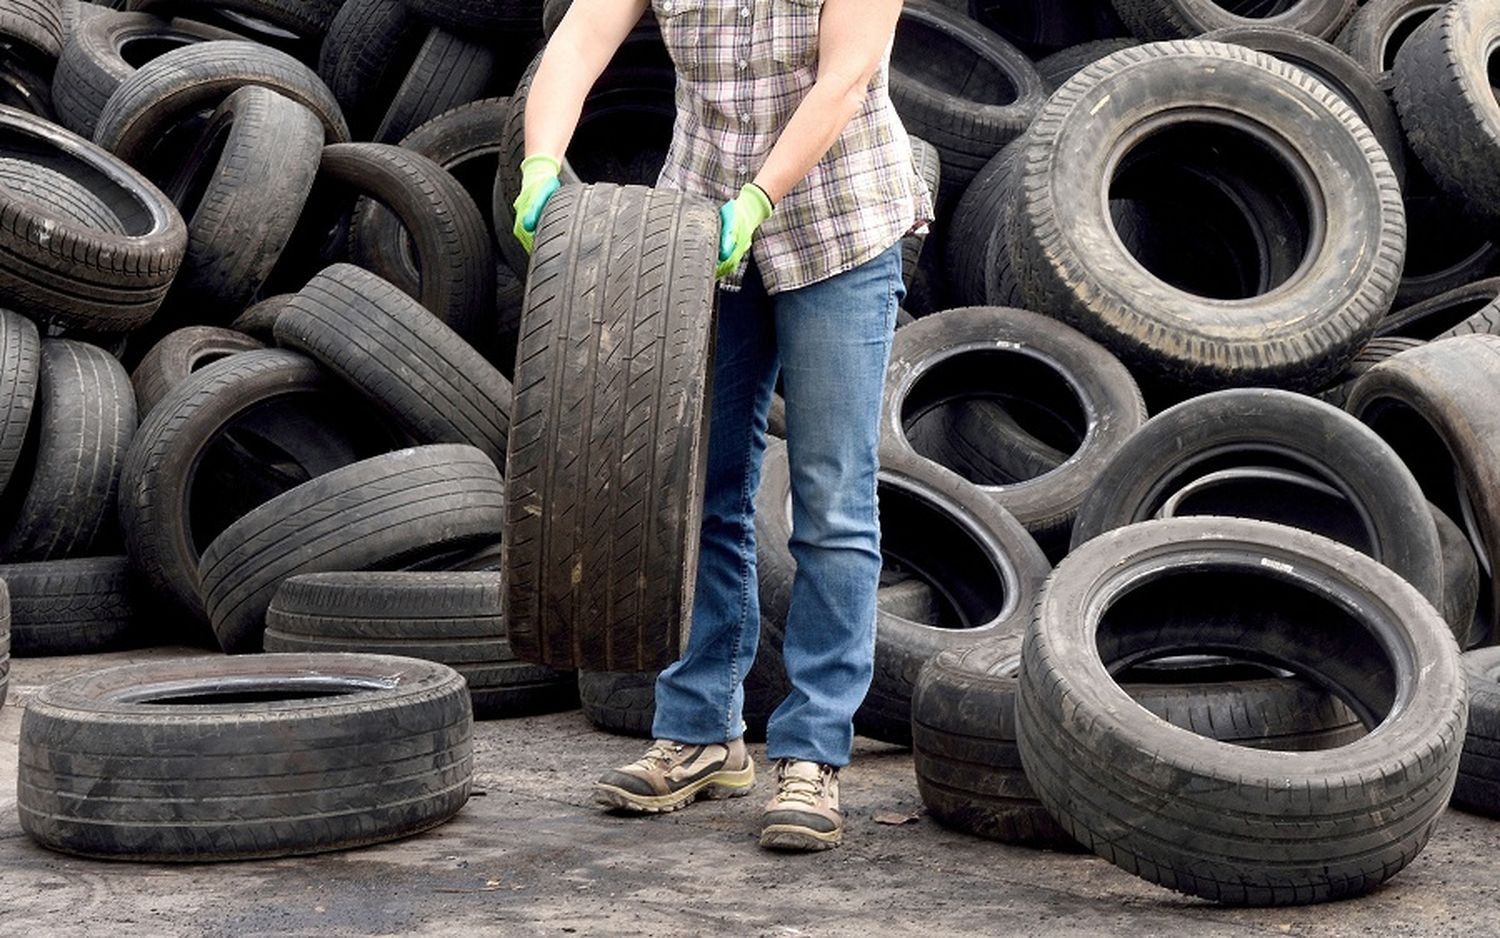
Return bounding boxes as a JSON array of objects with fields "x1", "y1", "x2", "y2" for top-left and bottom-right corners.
[{"x1": 511, "y1": 0, "x2": 928, "y2": 852}]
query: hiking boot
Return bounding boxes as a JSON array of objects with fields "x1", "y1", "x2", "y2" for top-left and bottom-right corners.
[
  {"x1": 593, "y1": 738, "x2": 755, "y2": 813},
  {"x1": 759, "y1": 759, "x2": 842, "y2": 851}
]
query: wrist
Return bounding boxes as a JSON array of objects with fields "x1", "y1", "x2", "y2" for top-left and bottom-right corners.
[
  {"x1": 521, "y1": 154, "x2": 561, "y2": 181},
  {"x1": 741, "y1": 182, "x2": 774, "y2": 224}
]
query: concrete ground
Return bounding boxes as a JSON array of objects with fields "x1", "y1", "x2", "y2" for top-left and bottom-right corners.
[{"x1": 1, "y1": 648, "x2": 1496, "y2": 938}]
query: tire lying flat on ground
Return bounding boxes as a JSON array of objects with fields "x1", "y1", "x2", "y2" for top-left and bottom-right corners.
[
  {"x1": 17, "y1": 653, "x2": 473, "y2": 861},
  {"x1": 1018, "y1": 517, "x2": 1466, "y2": 906},
  {"x1": 264, "y1": 572, "x2": 576, "y2": 717},
  {"x1": 1011, "y1": 40, "x2": 1405, "y2": 393},
  {"x1": 503, "y1": 184, "x2": 718, "y2": 672}
]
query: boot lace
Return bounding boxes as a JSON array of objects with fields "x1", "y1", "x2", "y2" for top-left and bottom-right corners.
[
  {"x1": 630, "y1": 739, "x2": 684, "y2": 772},
  {"x1": 776, "y1": 762, "x2": 827, "y2": 806}
]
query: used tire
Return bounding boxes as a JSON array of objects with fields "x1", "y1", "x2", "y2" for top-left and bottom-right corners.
[
  {"x1": 1109, "y1": 0, "x2": 1354, "y2": 40},
  {"x1": 0, "y1": 340, "x2": 135, "y2": 561},
  {"x1": 1018, "y1": 516, "x2": 1466, "y2": 905},
  {"x1": 1376, "y1": 278, "x2": 1500, "y2": 341},
  {"x1": 503, "y1": 184, "x2": 718, "y2": 672},
  {"x1": 881, "y1": 306, "x2": 1147, "y2": 558},
  {"x1": 1317, "y1": 336, "x2": 1423, "y2": 409},
  {"x1": 1346, "y1": 334, "x2": 1500, "y2": 643},
  {"x1": 757, "y1": 439, "x2": 1051, "y2": 746},
  {"x1": 1012, "y1": 40, "x2": 1405, "y2": 393},
  {"x1": 130, "y1": 325, "x2": 264, "y2": 417},
  {"x1": 1070, "y1": 388, "x2": 1446, "y2": 630},
  {"x1": 2, "y1": 556, "x2": 135, "y2": 655},
  {"x1": 900, "y1": 137, "x2": 941, "y2": 297},
  {"x1": 118, "y1": 348, "x2": 396, "y2": 626},
  {"x1": 272, "y1": 263, "x2": 511, "y2": 468},
  {"x1": 1338, "y1": 0, "x2": 1444, "y2": 85},
  {"x1": 0, "y1": 108, "x2": 186, "y2": 331},
  {"x1": 1035, "y1": 38, "x2": 1140, "y2": 90},
  {"x1": 889, "y1": 0, "x2": 1045, "y2": 206},
  {"x1": 316, "y1": 0, "x2": 422, "y2": 138},
  {"x1": 198, "y1": 444, "x2": 506, "y2": 653},
  {"x1": 0, "y1": 310, "x2": 40, "y2": 500},
  {"x1": 401, "y1": 0, "x2": 542, "y2": 36},
  {"x1": 1456, "y1": 647, "x2": 1500, "y2": 815},
  {"x1": 264, "y1": 572, "x2": 575, "y2": 717},
  {"x1": 912, "y1": 632, "x2": 1363, "y2": 849},
  {"x1": 18, "y1": 653, "x2": 473, "y2": 861},
  {"x1": 372, "y1": 27, "x2": 494, "y2": 145},
  {"x1": 126, "y1": 0, "x2": 342, "y2": 39},
  {"x1": 0, "y1": 0, "x2": 65, "y2": 60},
  {"x1": 51, "y1": 12, "x2": 242, "y2": 137},
  {"x1": 1436, "y1": 504, "x2": 1482, "y2": 648}
]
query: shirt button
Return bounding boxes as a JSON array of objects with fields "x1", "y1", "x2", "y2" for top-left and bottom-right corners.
[
  {"x1": 738, "y1": 164, "x2": 749, "y2": 174},
  {"x1": 740, "y1": 6, "x2": 750, "y2": 17},
  {"x1": 662, "y1": 0, "x2": 672, "y2": 9},
  {"x1": 737, "y1": 58, "x2": 748, "y2": 70},
  {"x1": 740, "y1": 114, "x2": 751, "y2": 124}
]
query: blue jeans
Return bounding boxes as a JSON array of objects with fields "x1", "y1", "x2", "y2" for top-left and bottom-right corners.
[{"x1": 651, "y1": 243, "x2": 904, "y2": 767}]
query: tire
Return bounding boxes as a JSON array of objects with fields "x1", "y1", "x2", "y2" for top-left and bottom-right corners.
[
  {"x1": 1109, "y1": 0, "x2": 1354, "y2": 40},
  {"x1": 17, "y1": 653, "x2": 473, "y2": 861},
  {"x1": 156, "y1": 84, "x2": 323, "y2": 314},
  {"x1": 199, "y1": 444, "x2": 506, "y2": 654},
  {"x1": 912, "y1": 632, "x2": 1363, "y2": 849},
  {"x1": 0, "y1": 108, "x2": 185, "y2": 332},
  {"x1": 0, "y1": 579, "x2": 8, "y2": 705},
  {"x1": 348, "y1": 97, "x2": 511, "y2": 325},
  {"x1": 373, "y1": 27, "x2": 495, "y2": 145},
  {"x1": 966, "y1": 0, "x2": 1130, "y2": 57},
  {"x1": 942, "y1": 139, "x2": 1025, "y2": 308},
  {"x1": 129, "y1": 325, "x2": 263, "y2": 417},
  {"x1": 881, "y1": 307, "x2": 1147, "y2": 559},
  {"x1": 1316, "y1": 335, "x2": 1423, "y2": 409},
  {"x1": 0, "y1": 340, "x2": 135, "y2": 562},
  {"x1": 1012, "y1": 40, "x2": 1404, "y2": 394},
  {"x1": 495, "y1": 48, "x2": 675, "y2": 275},
  {"x1": 1456, "y1": 647, "x2": 1500, "y2": 814},
  {"x1": 757, "y1": 439, "x2": 1051, "y2": 746},
  {"x1": 900, "y1": 137, "x2": 941, "y2": 297},
  {"x1": 263, "y1": 572, "x2": 576, "y2": 717},
  {"x1": 0, "y1": 53, "x2": 57, "y2": 122},
  {"x1": 0, "y1": 0, "x2": 65, "y2": 60},
  {"x1": 1345, "y1": 334, "x2": 1500, "y2": 643},
  {"x1": 1018, "y1": 516, "x2": 1466, "y2": 905},
  {"x1": 1394, "y1": 1, "x2": 1500, "y2": 228},
  {"x1": 577, "y1": 669, "x2": 656, "y2": 738},
  {"x1": 0, "y1": 156, "x2": 124, "y2": 233},
  {"x1": 1070, "y1": 387, "x2": 1445, "y2": 618},
  {"x1": 2, "y1": 556, "x2": 135, "y2": 655},
  {"x1": 1338, "y1": 0, "x2": 1444, "y2": 85},
  {"x1": 118, "y1": 348, "x2": 397, "y2": 626},
  {"x1": 228, "y1": 293, "x2": 290, "y2": 340},
  {"x1": 316, "y1": 0, "x2": 422, "y2": 139},
  {"x1": 1396, "y1": 174, "x2": 1500, "y2": 308},
  {"x1": 310, "y1": 143, "x2": 494, "y2": 344},
  {"x1": 93, "y1": 39, "x2": 348, "y2": 178},
  {"x1": 272, "y1": 263, "x2": 512, "y2": 468},
  {"x1": 1435, "y1": 504, "x2": 1482, "y2": 649},
  {"x1": 1376, "y1": 278, "x2": 1500, "y2": 341},
  {"x1": 401, "y1": 0, "x2": 542, "y2": 35},
  {"x1": 1200, "y1": 26, "x2": 1405, "y2": 183},
  {"x1": 0, "y1": 310, "x2": 40, "y2": 500},
  {"x1": 51, "y1": 12, "x2": 242, "y2": 137},
  {"x1": 889, "y1": 0, "x2": 1046, "y2": 206},
  {"x1": 503, "y1": 184, "x2": 718, "y2": 672},
  {"x1": 1035, "y1": 38, "x2": 1139, "y2": 90},
  {"x1": 126, "y1": 0, "x2": 341, "y2": 38}
]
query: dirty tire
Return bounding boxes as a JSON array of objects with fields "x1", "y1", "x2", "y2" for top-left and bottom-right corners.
[
  {"x1": 0, "y1": 108, "x2": 186, "y2": 331},
  {"x1": 373, "y1": 27, "x2": 494, "y2": 145},
  {"x1": 757, "y1": 440, "x2": 1051, "y2": 745},
  {"x1": 1316, "y1": 336, "x2": 1423, "y2": 409},
  {"x1": 577, "y1": 669, "x2": 656, "y2": 737},
  {"x1": 0, "y1": 340, "x2": 135, "y2": 561},
  {"x1": 157, "y1": 84, "x2": 323, "y2": 312},
  {"x1": 401, "y1": 0, "x2": 543, "y2": 36},
  {"x1": 1345, "y1": 335, "x2": 1500, "y2": 643},
  {"x1": 0, "y1": 0, "x2": 65, "y2": 60},
  {"x1": 316, "y1": 0, "x2": 422, "y2": 138},
  {"x1": 882, "y1": 306, "x2": 1147, "y2": 558},
  {"x1": 315, "y1": 142, "x2": 493, "y2": 344},
  {"x1": 17, "y1": 653, "x2": 473, "y2": 861},
  {"x1": 1393, "y1": 1, "x2": 1500, "y2": 227},
  {"x1": 118, "y1": 349, "x2": 395, "y2": 626},
  {"x1": 93, "y1": 39, "x2": 348, "y2": 175},
  {"x1": 264, "y1": 572, "x2": 576, "y2": 717},
  {"x1": 1376, "y1": 278, "x2": 1500, "y2": 341},
  {"x1": 130, "y1": 326, "x2": 264, "y2": 418},
  {"x1": 1018, "y1": 517, "x2": 1465, "y2": 905},
  {"x1": 1035, "y1": 38, "x2": 1140, "y2": 90},
  {"x1": 503, "y1": 185, "x2": 718, "y2": 672},
  {"x1": 0, "y1": 310, "x2": 40, "y2": 499},
  {"x1": 1337, "y1": 0, "x2": 1444, "y2": 84},
  {"x1": 912, "y1": 632, "x2": 1364, "y2": 849},
  {"x1": 2, "y1": 556, "x2": 135, "y2": 656},
  {"x1": 229, "y1": 293, "x2": 291, "y2": 341},
  {"x1": 198, "y1": 444, "x2": 506, "y2": 654},
  {"x1": 51, "y1": 12, "x2": 242, "y2": 137},
  {"x1": 273, "y1": 264, "x2": 512, "y2": 468},
  {"x1": 1013, "y1": 40, "x2": 1405, "y2": 393},
  {"x1": 1109, "y1": 0, "x2": 1354, "y2": 40},
  {"x1": 1456, "y1": 647, "x2": 1500, "y2": 815},
  {"x1": 1435, "y1": 504, "x2": 1482, "y2": 648},
  {"x1": 0, "y1": 579, "x2": 8, "y2": 704},
  {"x1": 900, "y1": 137, "x2": 941, "y2": 296}
]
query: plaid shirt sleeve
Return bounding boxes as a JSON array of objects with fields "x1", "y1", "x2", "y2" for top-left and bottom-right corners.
[{"x1": 651, "y1": 0, "x2": 933, "y2": 293}]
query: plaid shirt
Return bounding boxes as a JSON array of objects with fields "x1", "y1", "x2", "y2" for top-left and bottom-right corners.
[{"x1": 651, "y1": 0, "x2": 931, "y2": 293}]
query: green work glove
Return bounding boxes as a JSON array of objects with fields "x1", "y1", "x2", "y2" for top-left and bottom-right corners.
[
  {"x1": 716, "y1": 183, "x2": 774, "y2": 279},
  {"x1": 512, "y1": 154, "x2": 562, "y2": 254}
]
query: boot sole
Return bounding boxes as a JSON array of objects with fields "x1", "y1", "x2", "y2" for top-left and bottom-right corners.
[
  {"x1": 593, "y1": 764, "x2": 756, "y2": 814},
  {"x1": 759, "y1": 823, "x2": 842, "y2": 852}
]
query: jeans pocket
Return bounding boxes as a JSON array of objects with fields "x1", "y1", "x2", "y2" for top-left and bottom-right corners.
[{"x1": 770, "y1": 0, "x2": 822, "y2": 67}]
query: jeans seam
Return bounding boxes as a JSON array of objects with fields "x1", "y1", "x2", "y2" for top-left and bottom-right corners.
[{"x1": 724, "y1": 425, "x2": 757, "y2": 739}]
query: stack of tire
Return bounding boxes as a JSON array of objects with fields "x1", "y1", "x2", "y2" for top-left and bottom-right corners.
[{"x1": 879, "y1": 0, "x2": 1500, "y2": 908}]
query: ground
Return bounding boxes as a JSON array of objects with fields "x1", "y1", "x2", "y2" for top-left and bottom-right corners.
[{"x1": 1, "y1": 648, "x2": 1496, "y2": 937}]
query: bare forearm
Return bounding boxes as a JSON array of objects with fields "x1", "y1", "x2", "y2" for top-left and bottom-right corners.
[{"x1": 524, "y1": 0, "x2": 649, "y2": 158}]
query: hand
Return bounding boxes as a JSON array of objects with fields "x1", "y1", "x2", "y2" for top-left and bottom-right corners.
[
  {"x1": 715, "y1": 183, "x2": 774, "y2": 279},
  {"x1": 512, "y1": 155, "x2": 562, "y2": 254}
]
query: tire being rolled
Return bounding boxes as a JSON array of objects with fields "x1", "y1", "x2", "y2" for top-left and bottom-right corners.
[{"x1": 17, "y1": 653, "x2": 473, "y2": 861}]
